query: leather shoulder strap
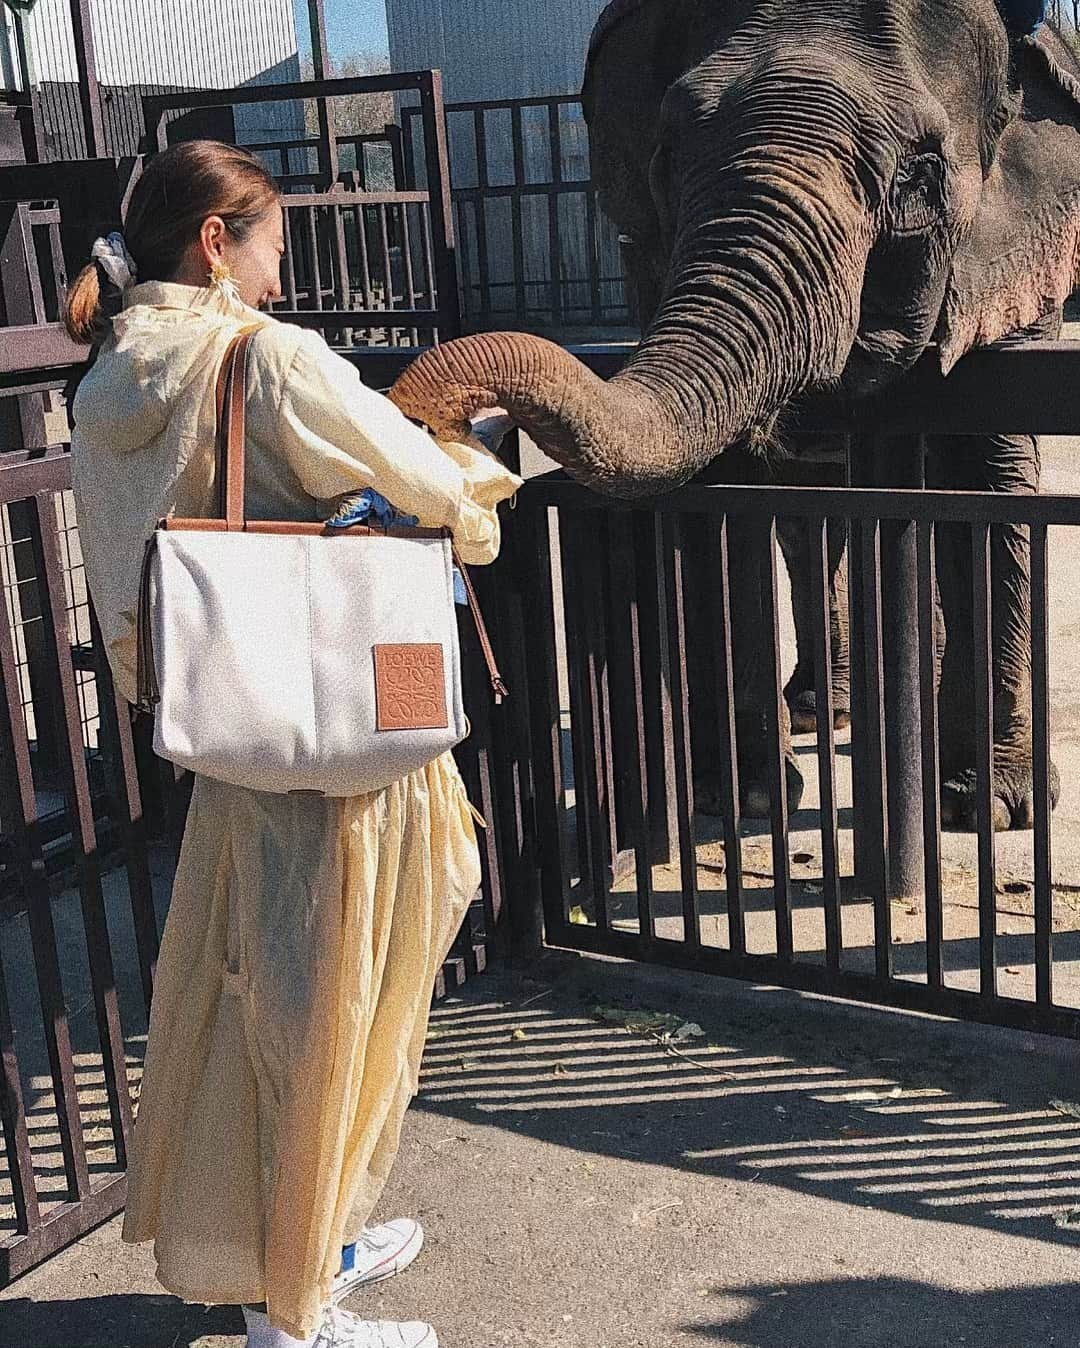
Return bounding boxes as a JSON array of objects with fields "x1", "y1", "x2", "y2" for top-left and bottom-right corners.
[{"x1": 215, "y1": 331, "x2": 255, "y2": 531}]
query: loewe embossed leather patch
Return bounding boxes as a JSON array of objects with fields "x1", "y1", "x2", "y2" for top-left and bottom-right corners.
[{"x1": 374, "y1": 644, "x2": 448, "y2": 731}]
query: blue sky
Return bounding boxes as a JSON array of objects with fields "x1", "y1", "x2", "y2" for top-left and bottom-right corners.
[{"x1": 322, "y1": 0, "x2": 390, "y2": 62}]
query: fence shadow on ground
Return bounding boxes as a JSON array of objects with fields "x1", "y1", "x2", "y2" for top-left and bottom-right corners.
[
  {"x1": 413, "y1": 957, "x2": 1080, "y2": 1253},
  {"x1": 687, "y1": 1275, "x2": 1080, "y2": 1347},
  {"x1": 0, "y1": 1292, "x2": 240, "y2": 1348}
]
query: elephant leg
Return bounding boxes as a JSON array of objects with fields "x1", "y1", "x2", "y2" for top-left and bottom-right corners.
[
  {"x1": 926, "y1": 432, "x2": 1057, "y2": 830},
  {"x1": 777, "y1": 515, "x2": 850, "y2": 734}
]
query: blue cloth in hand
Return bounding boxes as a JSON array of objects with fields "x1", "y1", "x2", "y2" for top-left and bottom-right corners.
[
  {"x1": 325, "y1": 488, "x2": 419, "y2": 531},
  {"x1": 327, "y1": 489, "x2": 468, "y2": 605}
]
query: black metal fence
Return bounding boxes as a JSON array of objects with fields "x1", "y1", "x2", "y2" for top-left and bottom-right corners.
[
  {"x1": 344, "y1": 343, "x2": 1080, "y2": 1045},
  {"x1": 143, "y1": 72, "x2": 462, "y2": 346},
  {"x1": 402, "y1": 96, "x2": 630, "y2": 333}
]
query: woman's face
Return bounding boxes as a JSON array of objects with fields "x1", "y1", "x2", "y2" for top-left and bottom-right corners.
[{"x1": 224, "y1": 204, "x2": 285, "y2": 308}]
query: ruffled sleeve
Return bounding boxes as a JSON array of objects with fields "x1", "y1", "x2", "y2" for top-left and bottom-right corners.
[{"x1": 271, "y1": 330, "x2": 522, "y2": 563}]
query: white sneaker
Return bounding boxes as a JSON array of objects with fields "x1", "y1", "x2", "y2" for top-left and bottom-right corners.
[
  {"x1": 331, "y1": 1219, "x2": 425, "y2": 1302},
  {"x1": 315, "y1": 1304, "x2": 437, "y2": 1348}
]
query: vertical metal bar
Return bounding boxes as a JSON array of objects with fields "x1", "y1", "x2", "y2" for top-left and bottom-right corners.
[
  {"x1": 377, "y1": 204, "x2": 396, "y2": 342},
  {"x1": 660, "y1": 515, "x2": 700, "y2": 947},
  {"x1": 0, "y1": 530, "x2": 89, "y2": 1202},
  {"x1": 332, "y1": 201, "x2": 350, "y2": 312},
  {"x1": 282, "y1": 207, "x2": 298, "y2": 310},
  {"x1": 1031, "y1": 524, "x2": 1053, "y2": 1006},
  {"x1": 972, "y1": 522, "x2": 997, "y2": 999},
  {"x1": 487, "y1": 494, "x2": 544, "y2": 960},
  {"x1": 357, "y1": 204, "x2": 374, "y2": 313},
  {"x1": 68, "y1": 0, "x2": 104, "y2": 158},
  {"x1": 918, "y1": 521, "x2": 944, "y2": 990},
  {"x1": 33, "y1": 495, "x2": 133, "y2": 1165},
  {"x1": 861, "y1": 520, "x2": 893, "y2": 976},
  {"x1": 89, "y1": 608, "x2": 159, "y2": 1019},
  {"x1": 305, "y1": 206, "x2": 323, "y2": 310},
  {"x1": 607, "y1": 513, "x2": 655, "y2": 941},
  {"x1": 561, "y1": 516, "x2": 614, "y2": 929},
  {"x1": 706, "y1": 516, "x2": 745, "y2": 955},
  {"x1": 759, "y1": 519, "x2": 792, "y2": 959},
  {"x1": 547, "y1": 104, "x2": 563, "y2": 326},
  {"x1": 18, "y1": 206, "x2": 46, "y2": 322},
  {"x1": 306, "y1": 0, "x2": 339, "y2": 186},
  {"x1": 585, "y1": 188, "x2": 602, "y2": 325},
  {"x1": 473, "y1": 109, "x2": 492, "y2": 325},
  {"x1": 401, "y1": 108, "x2": 418, "y2": 190},
  {"x1": 521, "y1": 502, "x2": 571, "y2": 937},
  {"x1": 400, "y1": 203, "x2": 418, "y2": 346},
  {"x1": 454, "y1": 615, "x2": 502, "y2": 970},
  {"x1": 510, "y1": 104, "x2": 527, "y2": 323},
  {"x1": 0, "y1": 949, "x2": 40, "y2": 1235},
  {"x1": 808, "y1": 516, "x2": 841, "y2": 969},
  {"x1": 419, "y1": 70, "x2": 463, "y2": 337}
]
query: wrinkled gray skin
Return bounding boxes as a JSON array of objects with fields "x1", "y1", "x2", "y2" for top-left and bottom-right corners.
[{"x1": 392, "y1": 1, "x2": 1080, "y2": 828}]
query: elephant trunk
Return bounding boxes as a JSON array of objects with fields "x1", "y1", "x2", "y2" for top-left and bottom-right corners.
[{"x1": 391, "y1": 149, "x2": 874, "y2": 498}]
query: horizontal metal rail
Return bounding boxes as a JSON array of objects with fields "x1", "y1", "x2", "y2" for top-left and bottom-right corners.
[{"x1": 343, "y1": 339, "x2": 1080, "y2": 434}]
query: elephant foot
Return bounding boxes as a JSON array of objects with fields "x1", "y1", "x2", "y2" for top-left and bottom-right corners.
[
  {"x1": 787, "y1": 689, "x2": 851, "y2": 737},
  {"x1": 694, "y1": 758, "x2": 805, "y2": 820},
  {"x1": 940, "y1": 761, "x2": 1061, "y2": 832}
]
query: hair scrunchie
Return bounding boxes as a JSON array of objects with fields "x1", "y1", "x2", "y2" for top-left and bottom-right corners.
[{"x1": 91, "y1": 232, "x2": 138, "y2": 292}]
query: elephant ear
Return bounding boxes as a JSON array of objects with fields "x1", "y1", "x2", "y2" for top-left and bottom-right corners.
[
  {"x1": 582, "y1": 0, "x2": 708, "y2": 242},
  {"x1": 940, "y1": 28, "x2": 1080, "y2": 371}
]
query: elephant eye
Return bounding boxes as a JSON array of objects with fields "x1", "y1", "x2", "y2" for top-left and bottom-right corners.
[{"x1": 892, "y1": 153, "x2": 946, "y2": 234}]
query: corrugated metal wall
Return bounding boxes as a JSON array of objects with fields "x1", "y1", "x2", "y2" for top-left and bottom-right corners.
[
  {"x1": 386, "y1": 0, "x2": 607, "y2": 103},
  {"x1": 387, "y1": 0, "x2": 627, "y2": 332},
  {"x1": 3, "y1": 0, "x2": 303, "y2": 158}
]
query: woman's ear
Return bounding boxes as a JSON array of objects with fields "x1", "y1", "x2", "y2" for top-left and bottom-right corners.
[
  {"x1": 940, "y1": 33, "x2": 1080, "y2": 369},
  {"x1": 197, "y1": 215, "x2": 229, "y2": 270}
]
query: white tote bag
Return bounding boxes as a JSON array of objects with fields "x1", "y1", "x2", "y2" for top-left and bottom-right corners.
[{"x1": 136, "y1": 332, "x2": 506, "y2": 797}]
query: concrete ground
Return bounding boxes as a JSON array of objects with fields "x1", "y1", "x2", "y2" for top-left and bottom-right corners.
[{"x1": 1, "y1": 953, "x2": 1079, "y2": 1348}]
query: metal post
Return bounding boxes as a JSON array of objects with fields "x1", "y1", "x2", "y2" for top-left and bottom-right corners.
[
  {"x1": 419, "y1": 70, "x2": 463, "y2": 338},
  {"x1": 68, "y1": 0, "x2": 104, "y2": 158},
  {"x1": 306, "y1": 0, "x2": 339, "y2": 186},
  {"x1": 850, "y1": 433, "x2": 926, "y2": 901}
]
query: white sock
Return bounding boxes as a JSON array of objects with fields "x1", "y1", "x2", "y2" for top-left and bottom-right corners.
[{"x1": 242, "y1": 1304, "x2": 319, "y2": 1348}]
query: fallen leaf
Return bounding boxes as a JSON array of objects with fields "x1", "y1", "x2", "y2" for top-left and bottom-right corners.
[
  {"x1": 670, "y1": 1022, "x2": 706, "y2": 1045},
  {"x1": 569, "y1": 905, "x2": 589, "y2": 926},
  {"x1": 839, "y1": 1127, "x2": 871, "y2": 1140},
  {"x1": 793, "y1": 852, "x2": 815, "y2": 865},
  {"x1": 1050, "y1": 1099, "x2": 1080, "y2": 1121},
  {"x1": 553, "y1": 1062, "x2": 568, "y2": 1077},
  {"x1": 512, "y1": 1028, "x2": 529, "y2": 1041},
  {"x1": 1054, "y1": 1207, "x2": 1080, "y2": 1230}
]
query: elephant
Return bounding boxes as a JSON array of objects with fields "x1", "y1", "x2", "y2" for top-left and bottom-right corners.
[{"x1": 391, "y1": 0, "x2": 1080, "y2": 831}]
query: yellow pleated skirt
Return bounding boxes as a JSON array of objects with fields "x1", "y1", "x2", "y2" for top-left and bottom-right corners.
[{"x1": 121, "y1": 755, "x2": 481, "y2": 1339}]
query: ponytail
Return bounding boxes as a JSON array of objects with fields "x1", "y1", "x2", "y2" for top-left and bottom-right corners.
[
  {"x1": 62, "y1": 140, "x2": 279, "y2": 348},
  {"x1": 63, "y1": 262, "x2": 121, "y2": 345}
]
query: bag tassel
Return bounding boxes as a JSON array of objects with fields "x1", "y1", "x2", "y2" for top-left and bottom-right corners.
[{"x1": 135, "y1": 533, "x2": 161, "y2": 713}]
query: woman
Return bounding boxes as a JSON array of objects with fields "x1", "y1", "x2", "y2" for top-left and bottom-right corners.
[{"x1": 65, "y1": 141, "x2": 522, "y2": 1348}]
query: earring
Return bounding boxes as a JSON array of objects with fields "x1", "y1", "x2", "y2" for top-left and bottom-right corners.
[{"x1": 208, "y1": 257, "x2": 241, "y2": 304}]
